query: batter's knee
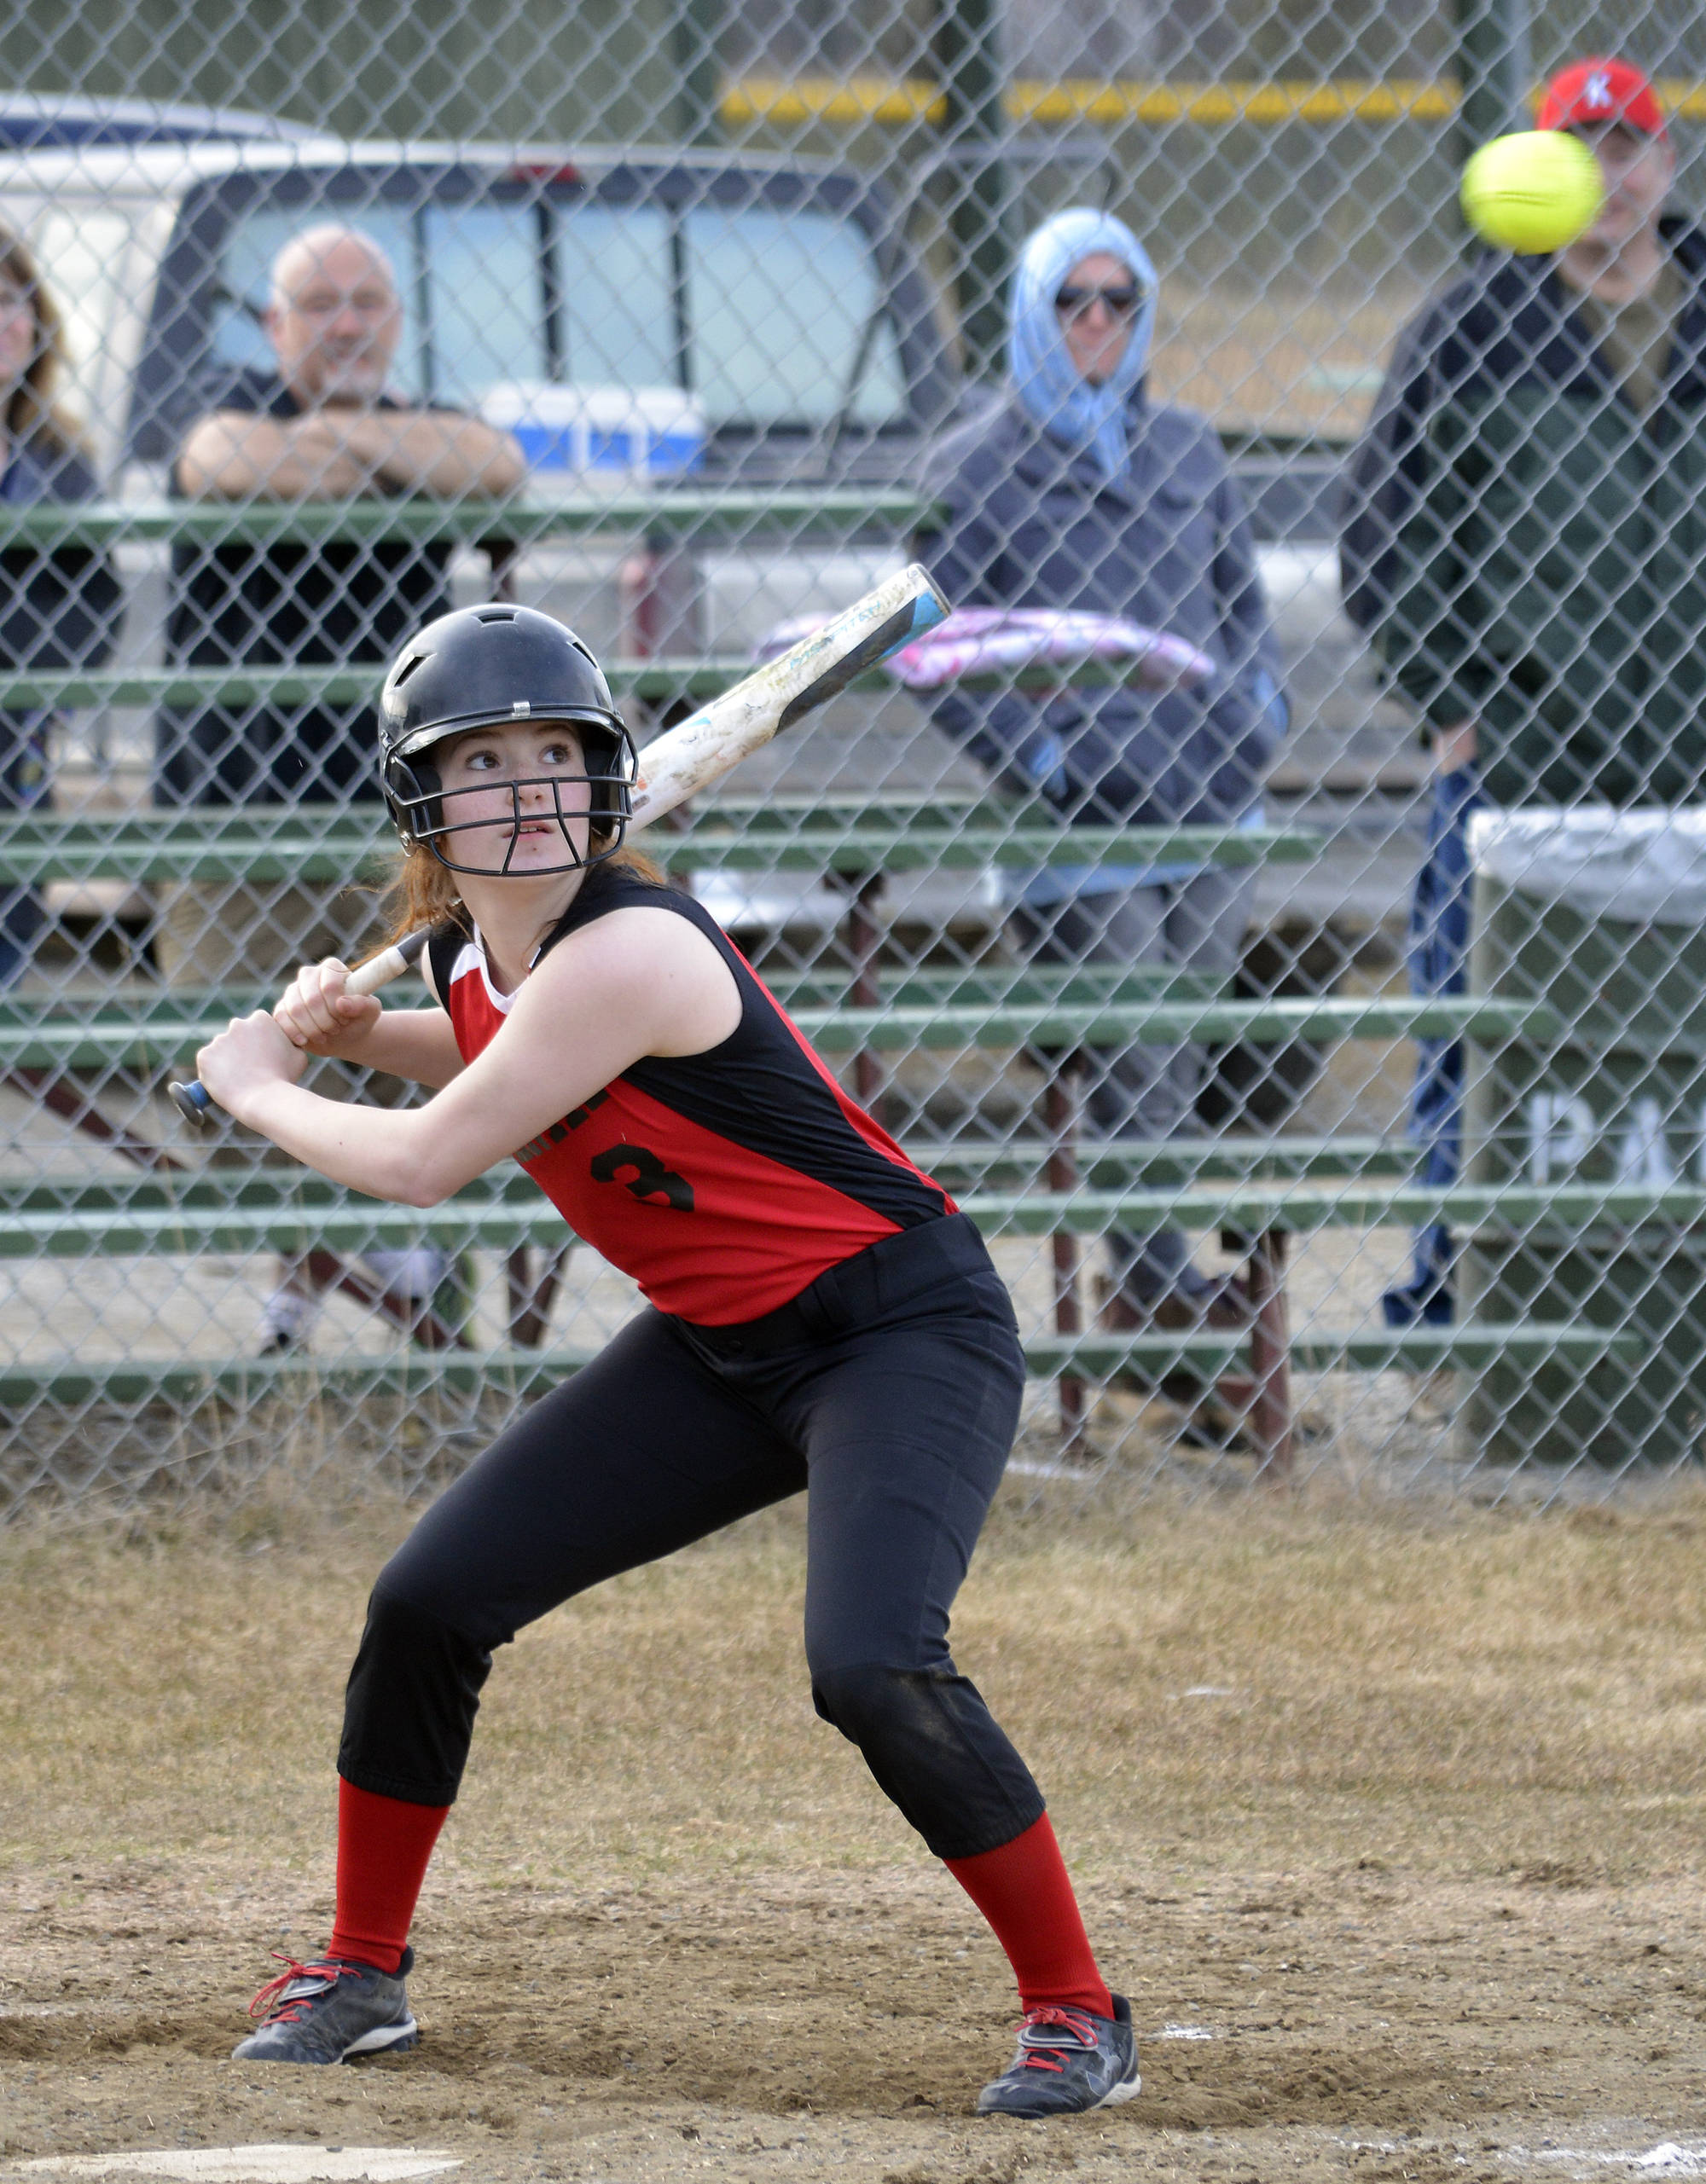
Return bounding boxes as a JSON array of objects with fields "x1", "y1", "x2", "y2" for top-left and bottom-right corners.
[
  {"x1": 337, "y1": 1585, "x2": 495, "y2": 1808},
  {"x1": 809, "y1": 1660, "x2": 1046, "y2": 1861}
]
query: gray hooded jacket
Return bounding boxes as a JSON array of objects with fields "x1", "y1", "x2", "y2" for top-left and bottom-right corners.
[{"x1": 915, "y1": 389, "x2": 1285, "y2": 826}]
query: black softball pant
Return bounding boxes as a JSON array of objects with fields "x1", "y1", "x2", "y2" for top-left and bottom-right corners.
[{"x1": 338, "y1": 1213, "x2": 1047, "y2": 1862}]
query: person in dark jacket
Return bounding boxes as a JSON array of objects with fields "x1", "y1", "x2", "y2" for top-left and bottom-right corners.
[
  {"x1": 919, "y1": 207, "x2": 1287, "y2": 1330},
  {"x1": 1341, "y1": 55, "x2": 1700, "y2": 1324},
  {"x1": 0, "y1": 222, "x2": 121, "y2": 983}
]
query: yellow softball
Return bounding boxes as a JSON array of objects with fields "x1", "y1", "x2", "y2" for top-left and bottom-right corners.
[{"x1": 1459, "y1": 130, "x2": 1605, "y2": 253}]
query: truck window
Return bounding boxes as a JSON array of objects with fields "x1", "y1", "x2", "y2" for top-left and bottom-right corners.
[
  {"x1": 683, "y1": 206, "x2": 902, "y2": 429},
  {"x1": 421, "y1": 201, "x2": 548, "y2": 399},
  {"x1": 552, "y1": 204, "x2": 676, "y2": 391}
]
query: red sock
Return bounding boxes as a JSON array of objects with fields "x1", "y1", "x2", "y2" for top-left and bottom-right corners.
[
  {"x1": 943, "y1": 1812, "x2": 1113, "y2": 2019},
  {"x1": 326, "y1": 1778, "x2": 450, "y2": 1974}
]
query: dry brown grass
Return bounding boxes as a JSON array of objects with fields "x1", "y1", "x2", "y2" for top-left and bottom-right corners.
[
  {"x1": 6, "y1": 1476, "x2": 1705, "y2": 1895},
  {"x1": 9, "y1": 1481, "x2": 1706, "y2": 2175}
]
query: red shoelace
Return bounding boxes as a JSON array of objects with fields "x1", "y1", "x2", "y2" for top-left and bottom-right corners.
[
  {"x1": 246, "y1": 1952, "x2": 357, "y2": 2024},
  {"x1": 1013, "y1": 2004, "x2": 1101, "y2": 2072}
]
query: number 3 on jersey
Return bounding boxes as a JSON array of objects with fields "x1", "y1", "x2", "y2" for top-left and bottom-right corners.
[{"x1": 589, "y1": 1143, "x2": 695, "y2": 1212}]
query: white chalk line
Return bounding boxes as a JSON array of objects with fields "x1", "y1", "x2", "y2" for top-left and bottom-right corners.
[
  {"x1": 15, "y1": 2148, "x2": 462, "y2": 2183},
  {"x1": 1343, "y1": 2139, "x2": 1706, "y2": 2176},
  {"x1": 1527, "y1": 2146, "x2": 1706, "y2": 2175}
]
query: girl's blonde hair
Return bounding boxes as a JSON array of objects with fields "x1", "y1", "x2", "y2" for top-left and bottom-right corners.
[
  {"x1": 376, "y1": 836, "x2": 668, "y2": 952},
  {"x1": 0, "y1": 224, "x2": 90, "y2": 455}
]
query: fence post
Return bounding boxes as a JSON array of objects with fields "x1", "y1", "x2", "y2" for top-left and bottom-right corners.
[
  {"x1": 1452, "y1": 0, "x2": 1532, "y2": 184},
  {"x1": 844, "y1": 869, "x2": 890, "y2": 1121},
  {"x1": 1043, "y1": 1062, "x2": 1087, "y2": 1451},
  {"x1": 933, "y1": 0, "x2": 1011, "y2": 381},
  {"x1": 673, "y1": 0, "x2": 724, "y2": 148}
]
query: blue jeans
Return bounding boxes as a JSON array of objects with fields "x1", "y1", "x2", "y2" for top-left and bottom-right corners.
[{"x1": 1383, "y1": 765, "x2": 1486, "y2": 1327}]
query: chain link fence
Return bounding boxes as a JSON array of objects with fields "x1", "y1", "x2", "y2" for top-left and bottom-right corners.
[{"x1": 2, "y1": 0, "x2": 1704, "y2": 1513}]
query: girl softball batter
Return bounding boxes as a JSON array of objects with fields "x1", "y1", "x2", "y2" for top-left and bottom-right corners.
[{"x1": 195, "y1": 602, "x2": 1136, "y2": 2119}]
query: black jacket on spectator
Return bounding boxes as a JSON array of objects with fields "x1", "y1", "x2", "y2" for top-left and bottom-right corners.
[
  {"x1": 915, "y1": 388, "x2": 1285, "y2": 826},
  {"x1": 154, "y1": 368, "x2": 456, "y2": 808},
  {"x1": 0, "y1": 429, "x2": 122, "y2": 980},
  {"x1": 0, "y1": 432, "x2": 121, "y2": 677},
  {"x1": 1339, "y1": 216, "x2": 1706, "y2": 807}
]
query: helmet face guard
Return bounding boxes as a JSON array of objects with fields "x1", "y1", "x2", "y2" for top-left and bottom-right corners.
[
  {"x1": 377, "y1": 604, "x2": 637, "y2": 879},
  {"x1": 384, "y1": 721, "x2": 636, "y2": 878}
]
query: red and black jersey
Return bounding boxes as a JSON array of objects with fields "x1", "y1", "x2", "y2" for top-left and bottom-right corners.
[{"x1": 426, "y1": 863, "x2": 956, "y2": 1324}]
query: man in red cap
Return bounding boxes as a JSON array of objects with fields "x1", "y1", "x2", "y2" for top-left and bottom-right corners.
[
  {"x1": 1539, "y1": 53, "x2": 1666, "y2": 134},
  {"x1": 1541, "y1": 58, "x2": 1676, "y2": 306},
  {"x1": 1341, "y1": 55, "x2": 1703, "y2": 1326}
]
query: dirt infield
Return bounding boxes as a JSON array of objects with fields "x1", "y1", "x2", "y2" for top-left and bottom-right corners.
[{"x1": 3, "y1": 1483, "x2": 1706, "y2": 2183}]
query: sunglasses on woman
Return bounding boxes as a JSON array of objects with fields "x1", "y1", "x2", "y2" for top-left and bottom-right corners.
[{"x1": 1054, "y1": 282, "x2": 1146, "y2": 321}]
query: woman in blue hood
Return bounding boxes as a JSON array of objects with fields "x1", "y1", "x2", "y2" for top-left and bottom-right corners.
[{"x1": 919, "y1": 208, "x2": 1288, "y2": 1338}]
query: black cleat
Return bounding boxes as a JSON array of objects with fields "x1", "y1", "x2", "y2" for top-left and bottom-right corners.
[
  {"x1": 977, "y1": 1994, "x2": 1140, "y2": 2118},
  {"x1": 232, "y1": 1949, "x2": 419, "y2": 2065}
]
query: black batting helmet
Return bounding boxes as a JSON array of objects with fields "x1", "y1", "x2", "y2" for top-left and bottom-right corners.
[{"x1": 378, "y1": 604, "x2": 637, "y2": 877}]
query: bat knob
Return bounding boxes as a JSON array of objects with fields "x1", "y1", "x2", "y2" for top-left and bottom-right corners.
[{"x1": 168, "y1": 1079, "x2": 214, "y2": 1129}]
